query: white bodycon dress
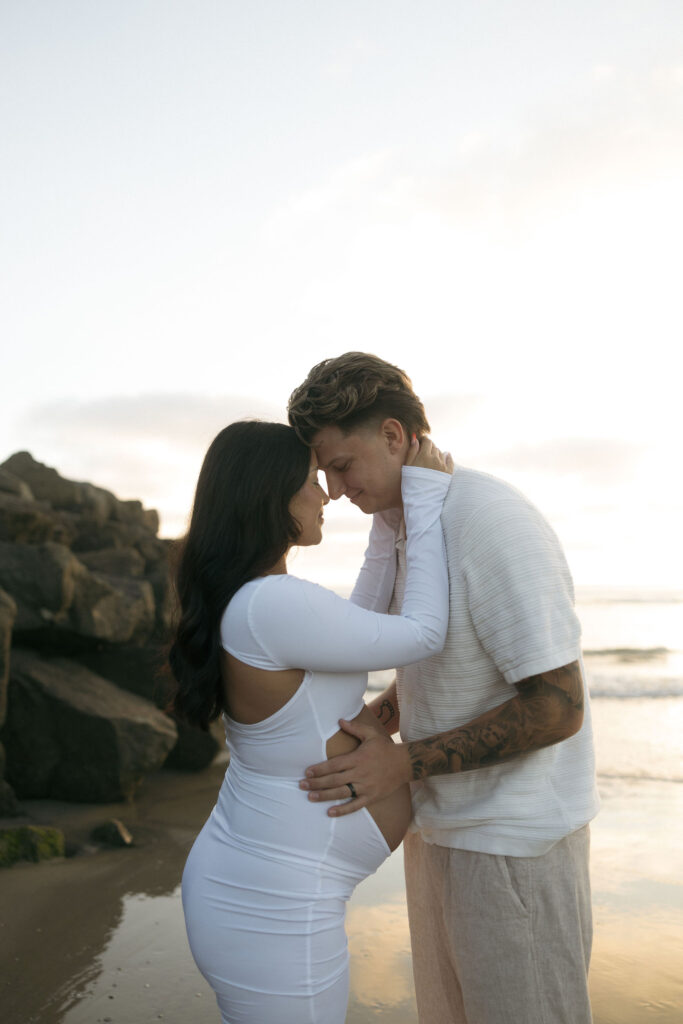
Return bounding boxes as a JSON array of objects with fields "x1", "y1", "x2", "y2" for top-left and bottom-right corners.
[{"x1": 181, "y1": 466, "x2": 450, "y2": 1024}]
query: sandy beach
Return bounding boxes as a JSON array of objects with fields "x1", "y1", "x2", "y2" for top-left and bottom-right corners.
[{"x1": 2, "y1": 705, "x2": 682, "y2": 1024}]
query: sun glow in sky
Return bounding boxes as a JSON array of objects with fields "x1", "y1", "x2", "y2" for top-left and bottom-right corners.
[{"x1": 2, "y1": 1, "x2": 682, "y2": 586}]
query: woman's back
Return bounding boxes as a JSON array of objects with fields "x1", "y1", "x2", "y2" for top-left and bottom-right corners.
[{"x1": 220, "y1": 575, "x2": 369, "y2": 770}]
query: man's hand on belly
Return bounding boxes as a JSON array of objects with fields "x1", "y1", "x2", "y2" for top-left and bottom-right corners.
[{"x1": 299, "y1": 717, "x2": 412, "y2": 816}]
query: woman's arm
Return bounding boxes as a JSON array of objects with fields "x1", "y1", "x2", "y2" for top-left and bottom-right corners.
[
  {"x1": 247, "y1": 465, "x2": 451, "y2": 674},
  {"x1": 349, "y1": 509, "x2": 401, "y2": 612}
]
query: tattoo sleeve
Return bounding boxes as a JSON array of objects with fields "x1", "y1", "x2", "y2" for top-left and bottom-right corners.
[{"x1": 407, "y1": 661, "x2": 585, "y2": 781}]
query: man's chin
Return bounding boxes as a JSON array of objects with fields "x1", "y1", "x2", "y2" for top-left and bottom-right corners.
[
  {"x1": 349, "y1": 495, "x2": 372, "y2": 514},
  {"x1": 351, "y1": 495, "x2": 393, "y2": 515}
]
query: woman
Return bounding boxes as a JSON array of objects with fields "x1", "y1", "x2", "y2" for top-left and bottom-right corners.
[{"x1": 169, "y1": 420, "x2": 451, "y2": 1024}]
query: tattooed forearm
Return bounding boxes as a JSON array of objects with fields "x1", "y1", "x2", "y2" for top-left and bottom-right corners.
[{"x1": 407, "y1": 661, "x2": 585, "y2": 781}]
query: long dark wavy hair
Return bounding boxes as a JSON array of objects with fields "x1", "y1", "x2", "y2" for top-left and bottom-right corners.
[{"x1": 168, "y1": 421, "x2": 311, "y2": 729}]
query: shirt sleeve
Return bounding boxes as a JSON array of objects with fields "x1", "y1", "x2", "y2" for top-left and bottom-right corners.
[
  {"x1": 460, "y1": 497, "x2": 582, "y2": 684},
  {"x1": 349, "y1": 508, "x2": 401, "y2": 612},
  {"x1": 248, "y1": 466, "x2": 450, "y2": 673}
]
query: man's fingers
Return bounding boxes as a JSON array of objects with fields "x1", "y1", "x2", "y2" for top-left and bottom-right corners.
[
  {"x1": 306, "y1": 785, "x2": 357, "y2": 803},
  {"x1": 300, "y1": 769, "x2": 350, "y2": 791},
  {"x1": 303, "y1": 755, "x2": 349, "y2": 781},
  {"x1": 328, "y1": 798, "x2": 368, "y2": 817}
]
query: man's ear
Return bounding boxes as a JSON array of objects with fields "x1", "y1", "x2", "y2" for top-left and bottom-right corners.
[{"x1": 381, "y1": 418, "x2": 407, "y2": 454}]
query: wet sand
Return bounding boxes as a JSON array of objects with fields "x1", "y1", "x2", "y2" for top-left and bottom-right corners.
[{"x1": 1, "y1": 752, "x2": 682, "y2": 1024}]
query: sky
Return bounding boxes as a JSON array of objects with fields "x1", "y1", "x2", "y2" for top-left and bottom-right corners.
[{"x1": 2, "y1": 0, "x2": 682, "y2": 588}]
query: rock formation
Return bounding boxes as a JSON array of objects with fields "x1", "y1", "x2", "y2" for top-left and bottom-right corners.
[
  {"x1": 0, "y1": 453, "x2": 219, "y2": 816},
  {"x1": 0, "y1": 588, "x2": 19, "y2": 815}
]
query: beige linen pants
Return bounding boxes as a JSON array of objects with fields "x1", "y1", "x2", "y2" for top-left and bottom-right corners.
[{"x1": 403, "y1": 826, "x2": 593, "y2": 1024}]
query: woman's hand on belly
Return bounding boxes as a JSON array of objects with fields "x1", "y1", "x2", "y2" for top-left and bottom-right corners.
[
  {"x1": 317, "y1": 706, "x2": 412, "y2": 852},
  {"x1": 324, "y1": 704, "x2": 390, "y2": 759}
]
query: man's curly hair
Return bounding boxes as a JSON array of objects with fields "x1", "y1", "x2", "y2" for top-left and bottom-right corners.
[{"x1": 287, "y1": 352, "x2": 430, "y2": 445}]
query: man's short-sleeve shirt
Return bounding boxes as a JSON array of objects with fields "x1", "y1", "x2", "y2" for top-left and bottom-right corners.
[{"x1": 390, "y1": 465, "x2": 599, "y2": 857}]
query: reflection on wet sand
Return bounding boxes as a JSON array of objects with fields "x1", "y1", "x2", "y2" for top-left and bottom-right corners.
[
  {"x1": 1, "y1": 843, "x2": 194, "y2": 1024},
  {"x1": 591, "y1": 907, "x2": 683, "y2": 1024},
  {"x1": 60, "y1": 886, "x2": 217, "y2": 1024},
  {"x1": 347, "y1": 893, "x2": 416, "y2": 1022},
  {"x1": 0, "y1": 766, "x2": 219, "y2": 1024}
]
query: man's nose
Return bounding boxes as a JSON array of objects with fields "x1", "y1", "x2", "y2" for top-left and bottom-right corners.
[{"x1": 324, "y1": 471, "x2": 345, "y2": 501}]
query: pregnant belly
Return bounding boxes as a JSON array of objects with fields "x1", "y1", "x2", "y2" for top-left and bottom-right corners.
[{"x1": 325, "y1": 705, "x2": 412, "y2": 852}]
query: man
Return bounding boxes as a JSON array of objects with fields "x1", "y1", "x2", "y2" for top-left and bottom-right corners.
[{"x1": 288, "y1": 352, "x2": 599, "y2": 1024}]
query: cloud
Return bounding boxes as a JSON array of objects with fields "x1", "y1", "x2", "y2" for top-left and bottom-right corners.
[
  {"x1": 265, "y1": 63, "x2": 683, "y2": 247},
  {"x1": 21, "y1": 392, "x2": 286, "y2": 448},
  {"x1": 11, "y1": 392, "x2": 288, "y2": 534},
  {"x1": 424, "y1": 393, "x2": 488, "y2": 433},
  {"x1": 253, "y1": 63, "x2": 683, "y2": 398},
  {"x1": 324, "y1": 36, "x2": 380, "y2": 78},
  {"x1": 478, "y1": 437, "x2": 647, "y2": 485}
]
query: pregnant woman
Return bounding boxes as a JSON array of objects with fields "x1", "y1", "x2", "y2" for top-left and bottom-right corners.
[{"x1": 169, "y1": 419, "x2": 451, "y2": 1024}]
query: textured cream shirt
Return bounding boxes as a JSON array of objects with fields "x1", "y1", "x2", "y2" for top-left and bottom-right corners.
[{"x1": 368, "y1": 465, "x2": 599, "y2": 857}]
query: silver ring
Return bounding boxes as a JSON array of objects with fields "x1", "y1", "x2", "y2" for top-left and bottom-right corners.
[{"x1": 346, "y1": 782, "x2": 357, "y2": 799}]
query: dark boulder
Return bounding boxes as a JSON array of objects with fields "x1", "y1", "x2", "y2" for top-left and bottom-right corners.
[
  {"x1": 0, "y1": 493, "x2": 77, "y2": 546},
  {"x1": 73, "y1": 645, "x2": 220, "y2": 770},
  {"x1": 70, "y1": 573, "x2": 156, "y2": 647},
  {"x1": 0, "y1": 588, "x2": 16, "y2": 726},
  {"x1": 78, "y1": 546, "x2": 146, "y2": 577},
  {"x1": 0, "y1": 588, "x2": 20, "y2": 814},
  {"x1": 145, "y1": 562, "x2": 174, "y2": 635},
  {"x1": 0, "y1": 542, "x2": 80, "y2": 633},
  {"x1": 163, "y1": 717, "x2": 221, "y2": 771},
  {"x1": 90, "y1": 818, "x2": 134, "y2": 847},
  {"x1": 70, "y1": 518, "x2": 154, "y2": 554},
  {"x1": 0, "y1": 777, "x2": 21, "y2": 817},
  {"x1": 111, "y1": 498, "x2": 160, "y2": 533},
  {"x1": 3, "y1": 650, "x2": 177, "y2": 801},
  {"x1": 0, "y1": 468, "x2": 33, "y2": 501},
  {"x1": 0, "y1": 738, "x2": 21, "y2": 815},
  {"x1": 1, "y1": 452, "x2": 115, "y2": 524},
  {"x1": 0, "y1": 543, "x2": 156, "y2": 648},
  {"x1": 74, "y1": 644, "x2": 167, "y2": 704}
]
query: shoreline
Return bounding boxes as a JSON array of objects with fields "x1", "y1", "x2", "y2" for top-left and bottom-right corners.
[{"x1": 1, "y1": 757, "x2": 682, "y2": 1023}]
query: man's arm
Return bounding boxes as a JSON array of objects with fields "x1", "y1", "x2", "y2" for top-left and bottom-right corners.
[
  {"x1": 406, "y1": 660, "x2": 583, "y2": 778},
  {"x1": 367, "y1": 680, "x2": 400, "y2": 736},
  {"x1": 300, "y1": 661, "x2": 584, "y2": 814}
]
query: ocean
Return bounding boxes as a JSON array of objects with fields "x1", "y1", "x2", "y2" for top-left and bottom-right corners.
[{"x1": 575, "y1": 586, "x2": 682, "y2": 786}]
